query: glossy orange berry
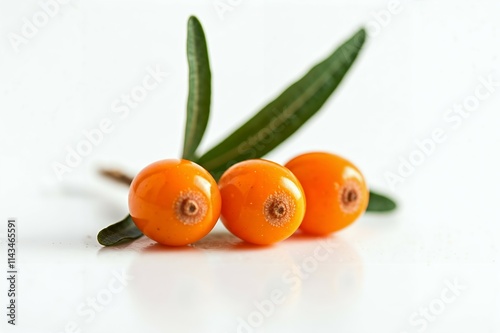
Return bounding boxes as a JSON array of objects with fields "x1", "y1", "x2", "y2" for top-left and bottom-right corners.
[
  {"x1": 285, "y1": 152, "x2": 368, "y2": 236},
  {"x1": 128, "y1": 159, "x2": 221, "y2": 246},
  {"x1": 218, "y1": 159, "x2": 306, "y2": 245}
]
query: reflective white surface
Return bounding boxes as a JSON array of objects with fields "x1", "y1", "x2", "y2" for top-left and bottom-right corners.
[{"x1": 1, "y1": 0, "x2": 500, "y2": 332}]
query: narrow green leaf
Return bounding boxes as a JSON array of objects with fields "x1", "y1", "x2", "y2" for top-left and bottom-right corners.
[
  {"x1": 367, "y1": 191, "x2": 397, "y2": 212},
  {"x1": 197, "y1": 28, "x2": 366, "y2": 179},
  {"x1": 97, "y1": 215, "x2": 143, "y2": 246},
  {"x1": 182, "y1": 16, "x2": 212, "y2": 160}
]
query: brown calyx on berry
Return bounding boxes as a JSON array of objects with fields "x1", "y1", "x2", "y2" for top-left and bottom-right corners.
[
  {"x1": 174, "y1": 191, "x2": 208, "y2": 225},
  {"x1": 264, "y1": 191, "x2": 295, "y2": 227},
  {"x1": 339, "y1": 180, "x2": 362, "y2": 214}
]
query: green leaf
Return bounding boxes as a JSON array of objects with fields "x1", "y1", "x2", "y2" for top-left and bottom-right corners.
[
  {"x1": 182, "y1": 16, "x2": 212, "y2": 160},
  {"x1": 367, "y1": 191, "x2": 397, "y2": 212},
  {"x1": 197, "y1": 28, "x2": 366, "y2": 179},
  {"x1": 97, "y1": 215, "x2": 143, "y2": 246}
]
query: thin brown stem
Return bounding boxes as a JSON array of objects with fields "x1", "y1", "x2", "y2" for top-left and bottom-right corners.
[{"x1": 100, "y1": 169, "x2": 133, "y2": 186}]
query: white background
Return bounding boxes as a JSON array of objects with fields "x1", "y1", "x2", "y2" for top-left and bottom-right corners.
[{"x1": 1, "y1": 0, "x2": 500, "y2": 332}]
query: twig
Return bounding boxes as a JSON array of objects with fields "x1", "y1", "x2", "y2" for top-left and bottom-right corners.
[{"x1": 100, "y1": 169, "x2": 133, "y2": 186}]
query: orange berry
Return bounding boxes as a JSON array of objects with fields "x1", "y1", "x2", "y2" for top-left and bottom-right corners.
[
  {"x1": 285, "y1": 152, "x2": 368, "y2": 235},
  {"x1": 218, "y1": 159, "x2": 306, "y2": 245},
  {"x1": 128, "y1": 159, "x2": 221, "y2": 246}
]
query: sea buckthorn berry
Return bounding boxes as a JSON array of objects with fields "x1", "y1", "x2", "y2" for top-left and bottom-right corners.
[
  {"x1": 218, "y1": 159, "x2": 306, "y2": 245},
  {"x1": 128, "y1": 159, "x2": 221, "y2": 246},
  {"x1": 285, "y1": 152, "x2": 368, "y2": 236}
]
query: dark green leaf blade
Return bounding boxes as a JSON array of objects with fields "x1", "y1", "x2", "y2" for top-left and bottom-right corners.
[
  {"x1": 367, "y1": 191, "x2": 397, "y2": 212},
  {"x1": 97, "y1": 215, "x2": 143, "y2": 246},
  {"x1": 182, "y1": 16, "x2": 212, "y2": 160},
  {"x1": 197, "y1": 28, "x2": 366, "y2": 178}
]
